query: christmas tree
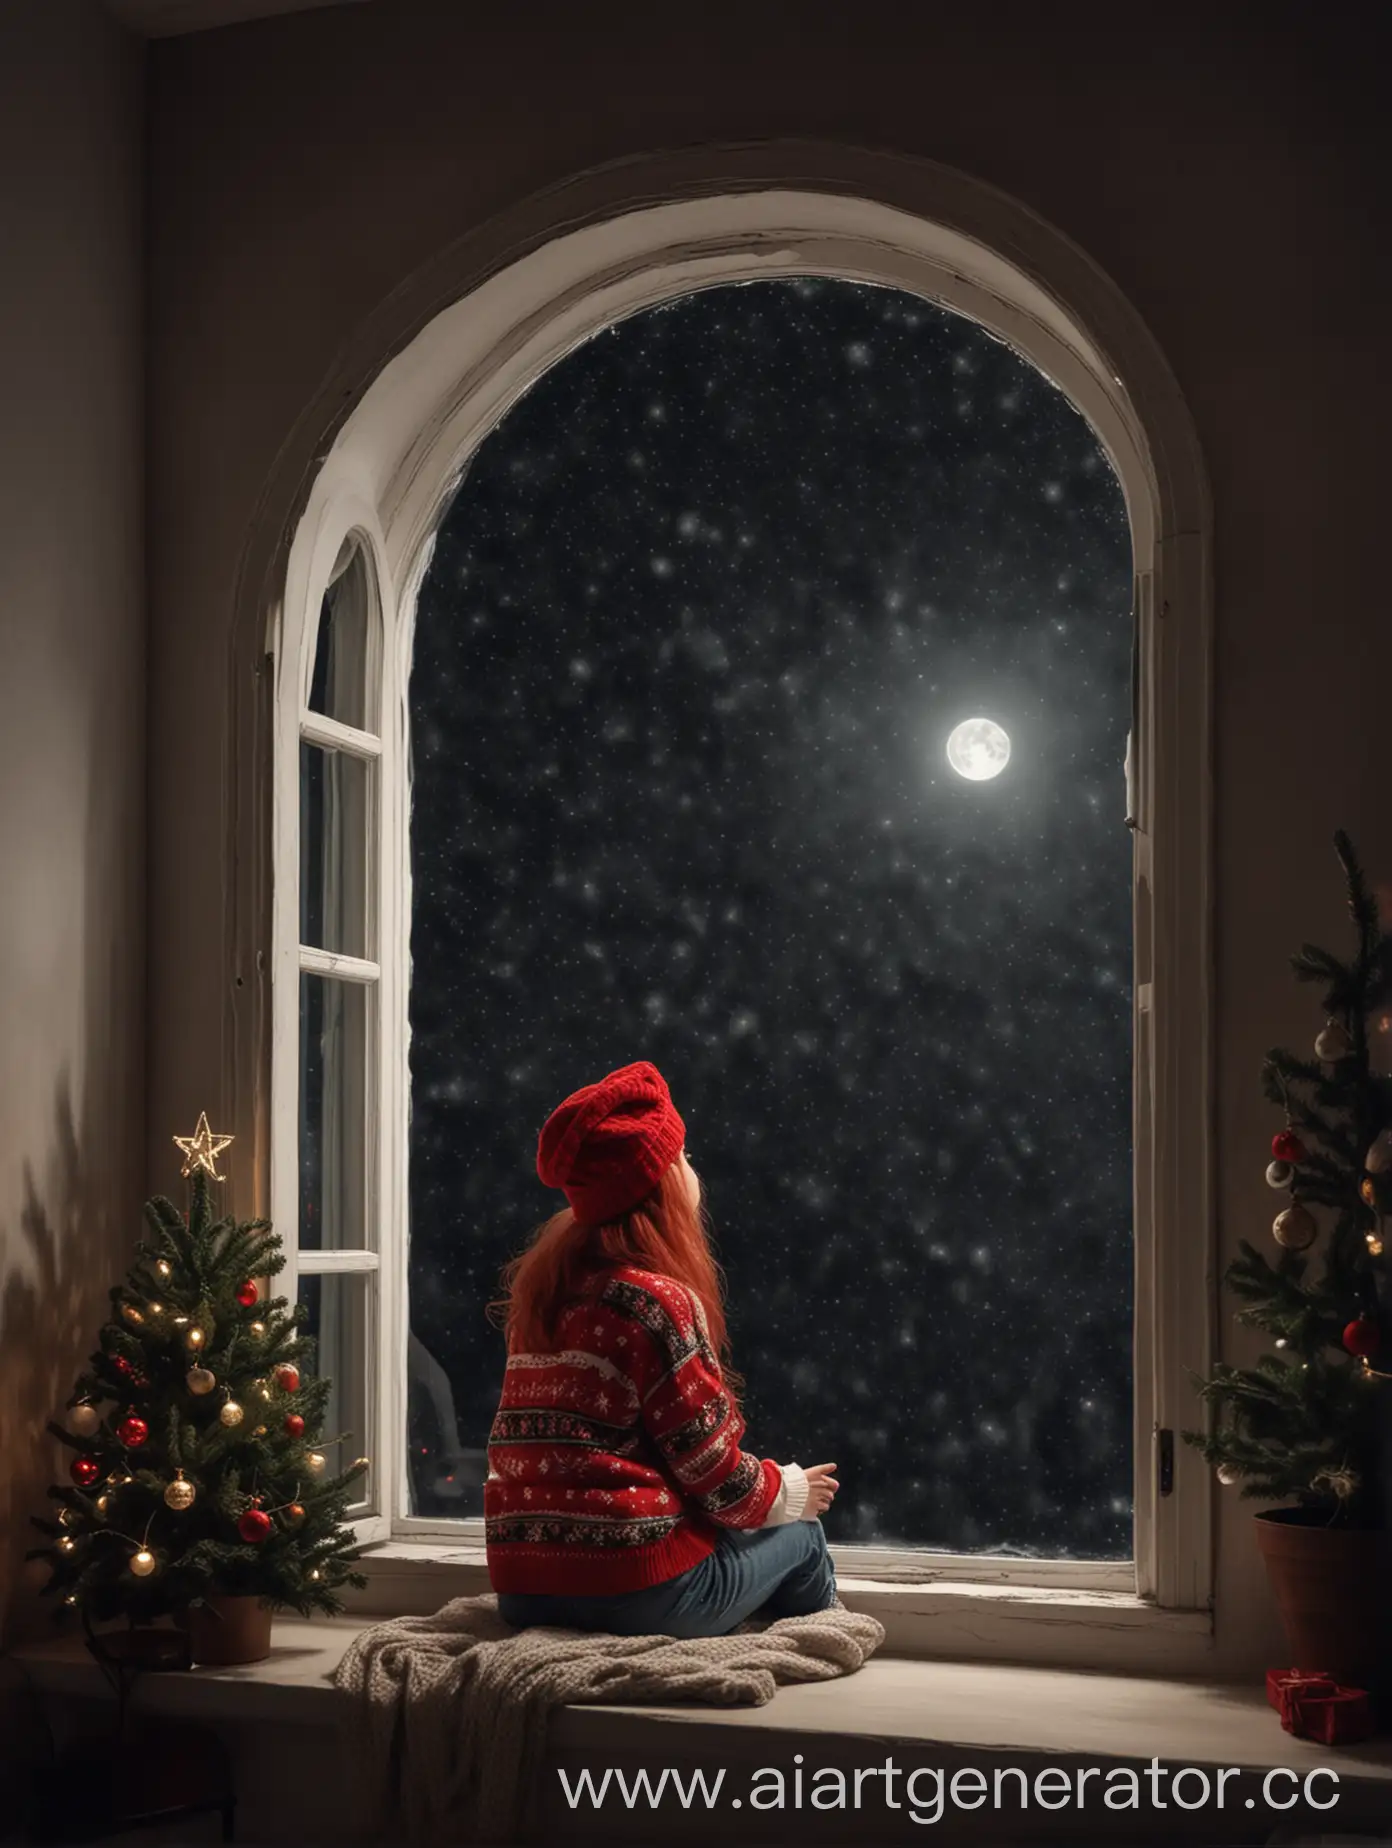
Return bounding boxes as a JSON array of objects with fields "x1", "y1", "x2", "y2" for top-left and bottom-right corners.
[
  {"x1": 1186, "y1": 832, "x2": 1390, "y2": 1526},
  {"x1": 29, "y1": 1115, "x2": 367, "y2": 1624}
]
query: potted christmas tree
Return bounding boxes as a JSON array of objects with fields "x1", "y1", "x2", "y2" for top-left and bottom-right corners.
[
  {"x1": 29, "y1": 1115, "x2": 367, "y2": 1665},
  {"x1": 1186, "y1": 832, "x2": 1391, "y2": 1690}
]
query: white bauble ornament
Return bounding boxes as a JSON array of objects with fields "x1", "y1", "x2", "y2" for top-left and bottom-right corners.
[
  {"x1": 1273, "y1": 1204, "x2": 1317, "y2": 1250},
  {"x1": 1216, "y1": 1463, "x2": 1241, "y2": 1486},
  {"x1": 68, "y1": 1403, "x2": 101, "y2": 1437},
  {"x1": 1365, "y1": 1128, "x2": 1392, "y2": 1174},
  {"x1": 219, "y1": 1400, "x2": 244, "y2": 1428},
  {"x1": 1265, "y1": 1160, "x2": 1294, "y2": 1189},
  {"x1": 306, "y1": 1451, "x2": 327, "y2": 1475},
  {"x1": 1315, "y1": 1020, "x2": 1352, "y2": 1062}
]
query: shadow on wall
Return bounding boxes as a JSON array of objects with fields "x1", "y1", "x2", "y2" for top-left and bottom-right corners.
[{"x1": 0, "y1": 1079, "x2": 132, "y2": 1647}]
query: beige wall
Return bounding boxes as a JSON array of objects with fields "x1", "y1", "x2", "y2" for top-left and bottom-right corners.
[
  {"x1": 136, "y1": 1, "x2": 1387, "y2": 1675},
  {"x1": 0, "y1": 0, "x2": 146, "y2": 1651}
]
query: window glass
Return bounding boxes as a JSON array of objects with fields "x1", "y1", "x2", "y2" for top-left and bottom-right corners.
[
  {"x1": 297, "y1": 1272, "x2": 372, "y2": 1502},
  {"x1": 299, "y1": 741, "x2": 372, "y2": 958},
  {"x1": 309, "y1": 538, "x2": 373, "y2": 731},
  {"x1": 299, "y1": 973, "x2": 370, "y2": 1250},
  {"x1": 406, "y1": 281, "x2": 1134, "y2": 1552}
]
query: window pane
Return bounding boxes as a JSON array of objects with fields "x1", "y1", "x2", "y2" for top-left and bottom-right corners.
[
  {"x1": 406, "y1": 281, "x2": 1134, "y2": 1556},
  {"x1": 299, "y1": 741, "x2": 372, "y2": 957},
  {"x1": 299, "y1": 973, "x2": 371, "y2": 1249},
  {"x1": 297, "y1": 1271, "x2": 372, "y2": 1507},
  {"x1": 406, "y1": 1327, "x2": 489, "y2": 1517},
  {"x1": 309, "y1": 539, "x2": 373, "y2": 731}
]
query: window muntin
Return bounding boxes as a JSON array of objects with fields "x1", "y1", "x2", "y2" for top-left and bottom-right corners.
[
  {"x1": 404, "y1": 280, "x2": 1134, "y2": 1556},
  {"x1": 290, "y1": 535, "x2": 384, "y2": 1512}
]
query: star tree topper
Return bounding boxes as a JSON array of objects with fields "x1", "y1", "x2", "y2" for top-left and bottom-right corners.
[{"x1": 174, "y1": 1111, "x2": 235, "y2": 1181}]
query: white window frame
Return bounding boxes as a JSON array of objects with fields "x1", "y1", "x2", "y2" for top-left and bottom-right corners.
[{"x1": 269, "y1": 172, "x2": 1212, "y2": 1611}]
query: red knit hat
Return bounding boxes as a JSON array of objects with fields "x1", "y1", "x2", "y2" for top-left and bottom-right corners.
[{"x1": 536, "y1": 1061, "x2": 686, "y2": 1228}]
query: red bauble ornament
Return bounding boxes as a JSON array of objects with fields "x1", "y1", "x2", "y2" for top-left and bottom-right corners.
[
  {"x1": 237, "y1": 1508, "x2": 273, "y2": 1544},
  {"x1": 116, "y1": 1414, "x2": 149, "y2": 1448},
  {"x1": 70, "y1": 1456, "x2": 100, "y2": 1488},
  {"x1": 1343, "y1": 1317, "x2": 1380, "y2": 1359},
  {"x1": 1272, "y1": 1129, "x2": 1308, "y2": 1164},
  {"x1": 273, "y1": 1363, "x2": 300, "y2": 1393},
  {"x1": 284, "y1": 1413, "x2": 305, "y2": 1438},
  {"x1": 236, "y1": 1280, "x2": 259, "y2": 1308}
]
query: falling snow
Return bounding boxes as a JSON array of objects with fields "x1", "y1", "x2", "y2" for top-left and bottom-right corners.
[{"x1": 406, "y1": 279, "x2": 1134, "y2": 1557}]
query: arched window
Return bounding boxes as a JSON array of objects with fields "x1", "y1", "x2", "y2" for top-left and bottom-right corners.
[{"x1": 269, "y1": 170, "x2": 1211, "y2": 1621}]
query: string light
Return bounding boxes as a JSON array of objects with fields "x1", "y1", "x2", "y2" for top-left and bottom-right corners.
[
  {"x1": 130, "y1": 1548, "x2": 157, "y2": 1578},
  {"x1": 185, "y1": 1326, "x2": 207, "y2": 1351},
  {"x1": 156, "y1": 1260, "x2": 172, "y2": 1281},
  {"x1": 57, "y1": 1537, "x2": 76, "y2": 1555}
]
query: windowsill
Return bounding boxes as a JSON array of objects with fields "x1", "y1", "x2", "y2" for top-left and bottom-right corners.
[
  {"x1": 15, "y1": 1617, "x2": 1392, "y2": 1787},
  {"x1": 339, "y1": 1541, "x2": 1215, "y2": 1675}
]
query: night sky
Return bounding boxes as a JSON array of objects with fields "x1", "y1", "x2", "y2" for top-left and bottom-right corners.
[{"x1": 406, "y1": 279, "x2": 1135, "y2": 1558}]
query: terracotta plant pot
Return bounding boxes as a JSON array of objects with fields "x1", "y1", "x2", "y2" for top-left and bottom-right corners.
[
  {"x1": 1254, "y1": 1510, "x2": 1390, "y2": 1688},
  {"x1": 186, "y1": 1593, "x2": 274, "y2": 1666}
]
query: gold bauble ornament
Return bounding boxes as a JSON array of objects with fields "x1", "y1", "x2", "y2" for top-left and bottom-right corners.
[
  {"x1": 68, "y1": 1403, "x2": 101, "y2": 1437},
  {"x1": 129, "y1": 1548, "x2": 157, "y2": 1578},
  {"x1": 219, "y1": 1400, "x2": 245, "y2": 1428},
  {"x1": 95, "y1": 1494, "x2": 110, "y2": 1514},
  {"x1": 306, "y1": 1451, "x2": 327, "y2": 1475},
  {"x1": 249, "y1": 1322, "x2": 265, "y2": 1337},
  {"x1": 1273, "y1": 1204, "x2": 1317, "y2": 1250},
  {"x1": 253, "y1": 1424, "x2": 267, "y2": 1437},
  {"x1": 1216, "y1": 1463, "x2": 1241, "y2": 1486},
  {"x1": 186, "y1": 1366, "x2": 216, "y2": 1396},
  {"x1": 164, "y1": 1472, "x2": 196, "y2": 1512},
  {"x1": 351, "y1": 1456, "x2": 370, "y2": 1474},
  {"x1": 1365, "y1": 1128, "x2": 1392, "y2": 1174},
  {"x1": 1315, "y1": 1020, "x2": 1352, "y2": 1062}
]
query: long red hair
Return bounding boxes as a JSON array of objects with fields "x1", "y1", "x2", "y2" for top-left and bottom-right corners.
[{"x1": 492, "y1": 1162, "x2": 740, "y2": 1391}]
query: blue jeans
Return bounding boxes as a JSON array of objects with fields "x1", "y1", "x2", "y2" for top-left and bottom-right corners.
[{"x1": 496, "y1": 1521, "x2": 836, "y2": 1640}]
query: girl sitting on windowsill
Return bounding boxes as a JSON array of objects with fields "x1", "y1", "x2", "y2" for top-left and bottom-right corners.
[{"x1": 485, "y1": 1059, "x2": 839, "y2": 1638}]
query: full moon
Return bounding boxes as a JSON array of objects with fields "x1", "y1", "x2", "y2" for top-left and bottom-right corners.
[{"x1": 946, "y1": 717, "x2": 1011, "y2": 781}]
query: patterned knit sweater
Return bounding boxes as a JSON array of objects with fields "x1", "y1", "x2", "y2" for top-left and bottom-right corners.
[{"x1": 485, "y1": 1265, "x2": 786, "y2": 1595}]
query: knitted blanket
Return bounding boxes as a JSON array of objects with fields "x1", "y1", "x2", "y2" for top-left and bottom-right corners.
[{"x1": 332, "y1": 1593, "x2": 885, "y2": 1846}]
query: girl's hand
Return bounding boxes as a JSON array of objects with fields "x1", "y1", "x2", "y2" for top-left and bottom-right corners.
[{"x1": 802, "y1": 1462, "x2": 839, "y2": 1519}]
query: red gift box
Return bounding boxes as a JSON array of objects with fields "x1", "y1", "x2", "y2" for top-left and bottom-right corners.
[{"x1": 1265, "y1": 1669, "x2": 1374, "y2": 1745}]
